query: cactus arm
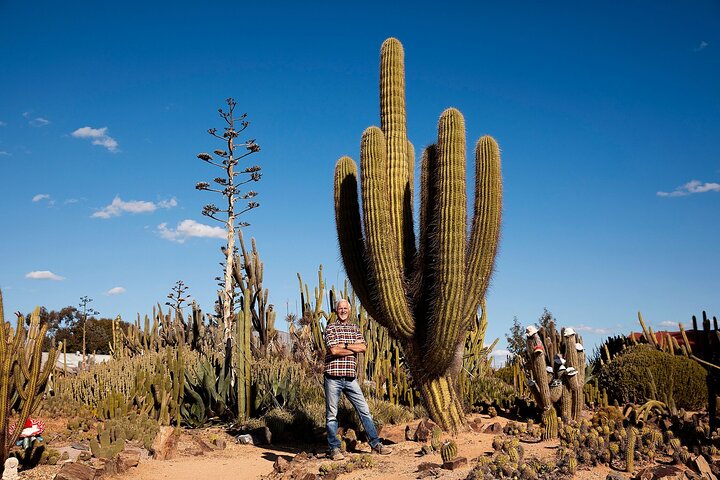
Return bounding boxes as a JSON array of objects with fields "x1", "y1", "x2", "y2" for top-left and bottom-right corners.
[
  {"x1": 360, "y1": 126, "x2": 414, "y2": 338},
  {"x1": 379, "y1": 38, "x2": 414, "y2": 276},
  {"x1": 334, "y1": 156, "x2": 381, "y2": 321},
  {"x1": 463, "y1": 136, "x2": 502, "y2": 323},
  {"x1": 423, "y1": 108, "x2": 467, "y2": 370}
]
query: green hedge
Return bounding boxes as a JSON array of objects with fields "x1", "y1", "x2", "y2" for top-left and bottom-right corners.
[{"x1": 597, "y1": 344, "x2": 707, "y2": 410}]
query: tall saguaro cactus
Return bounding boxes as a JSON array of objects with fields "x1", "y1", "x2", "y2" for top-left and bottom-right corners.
[{"x1": 333, "y1": 38, "x2": 502, "y2": 431}]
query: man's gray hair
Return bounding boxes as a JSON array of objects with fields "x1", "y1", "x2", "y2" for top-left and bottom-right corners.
[{"x1": 335, "y1": 298, "x2": 350, "y2": 310}]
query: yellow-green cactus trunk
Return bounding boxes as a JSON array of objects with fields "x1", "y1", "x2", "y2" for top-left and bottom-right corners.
[
  {"x1": 416, "y1": 372, "x2": 466, "y2": 432},
  {"x1": 333, "y1": 38, "x2": 502, "y2": 431}
]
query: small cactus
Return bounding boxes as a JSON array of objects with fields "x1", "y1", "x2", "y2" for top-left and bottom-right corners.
[
  {"x1": 440, "y1": 440, "x2": 457, "y2": 463},
  {"x1": 430, "y1": 426, "x2": 442, "y2": 451}
]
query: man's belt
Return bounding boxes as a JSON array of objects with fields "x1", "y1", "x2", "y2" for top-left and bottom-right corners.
[{"x1": 324, "y1": 373, "x2": 356, "y2": 381}]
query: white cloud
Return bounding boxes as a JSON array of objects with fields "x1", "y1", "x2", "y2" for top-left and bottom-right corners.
[
  {"x1": 92, "y1": 196, "x2": 177, "y2": 219},
  {"x1": 659, "y1": 320, "x2": 678, "y2": 328},
  {"x1": 658, "y1": 179, "x2": 720, "y2": 197},
  {"x1": 0, "y1": 121, "x2": 7, "y2": 126},
  {"x1": 71, "y1": 126, "x2": 119, "y2": 152},
  {"x1": 106, "y1": 286, "x2": 126, "y2": 296},
  {"x1": 24, "y1": 112, "x2": 50, "y2": 127},
  {"x1": 571, "y1": 324, "x2": 614, "y2": 335},
  {"x1": 157, "y1": 219, "x2": 226, "y2": 243},
  {"x1": 25, "y1": 270, "x2": 65, "y2": 281},
  {"x1": 64, "y1": 198, "x2": 79, "y2": 204},
  {"x1": 694, "y1": 41, "x2": 708, "y2": 52},
  {"x1": 0, "y1": 151, "x2": 11, "y2": 156},
  {"x1": 32, "y1": 193, "x2": 51, "y2": 202},
  {"x1": 490, "y1": 349, "x2": 513, "y2": 358}
]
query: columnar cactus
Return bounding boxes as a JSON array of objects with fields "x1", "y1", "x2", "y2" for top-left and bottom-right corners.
[
  {"x1": 0, "y1": 291, "x2": 57, "y2": 476},
  {"x1": 334, "y1": 38, "x2": 502, "y2": 431},
  {"x1": 524, "y1": 322, "x2": 585, "y2": 438}
]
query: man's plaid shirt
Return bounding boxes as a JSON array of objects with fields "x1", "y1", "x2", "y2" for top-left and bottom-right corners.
[{"x1": 324, "y1": 320, "x2": 365, "y2": 378}]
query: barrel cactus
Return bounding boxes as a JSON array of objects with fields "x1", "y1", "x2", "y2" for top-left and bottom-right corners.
[{"x1": 440, "y1": 440, "x2": 458, "y2": 463}]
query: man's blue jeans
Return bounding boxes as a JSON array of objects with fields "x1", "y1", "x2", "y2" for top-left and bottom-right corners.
[{"x1": 324, "y1": 375, "x2": 381, "y2": 450}]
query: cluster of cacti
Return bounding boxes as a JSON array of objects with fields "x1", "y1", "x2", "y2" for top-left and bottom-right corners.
[
  {"x1": 467, "y1": 444, "x2": 556, "y2": 480},
  {"x1": 182, "y1": 297, "x2": 253, "y2": 425},
  {"x1": 0, "y1": 292, "x2": 57, "y2": 476},
  {"x1": 523, "y1": 321, "x2": 586, "y2": 437},
  {"x1": 553, "y1": 404, "x2": 668, "y2": 474},
  {"x1": 133, "y1": 346, "x2": 186, "y2": 426},
  {"x1": 332, "y1": 37, "x2": 502, "y2": 431},
  {"x1": 318, "y1": 454, "x2": 375, "y2": 476},
  {"x1": 100, "y1": 412, "x2": 159, "y2": 452},
  {"x1": 503, "y1": 419, "x2": 541, "y2": 440},
  {"x1": 90, "y1": 422, "x2": 126, "y2": 459},
  {"x1": 54, "y1": 348, "x2": 158, "y2": 407},
  {"x1": 232, "y1": 232, "x2": 277, "y2": 356},
  {"x1": 55, "y1": 345, "x2": 188, "y2": 427},
  {"x1": 583, "y1": 377, "x2": 609, "y2": 408}
]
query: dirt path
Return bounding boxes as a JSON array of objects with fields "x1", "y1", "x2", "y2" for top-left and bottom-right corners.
[{"x1": 111, "y1": 415, "x2": 615, "y2": 480}]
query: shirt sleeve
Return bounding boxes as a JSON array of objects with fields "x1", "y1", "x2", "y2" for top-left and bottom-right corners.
[
  {"x1": 355, "y1": 325, "x2": 365, "y2": 344},
  {"x1": 325, "y1": 324, "x2": 340, "y2": 348}
]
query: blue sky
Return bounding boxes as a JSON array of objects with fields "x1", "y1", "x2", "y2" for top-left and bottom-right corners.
[{"x1": 1, "y1": 1, "x2": 718, "y2": 357}]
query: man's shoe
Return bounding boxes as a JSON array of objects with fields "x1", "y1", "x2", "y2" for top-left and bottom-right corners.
[
  {"x1": 372, "y1": 443, "x2": 392, "y2": 455},
  {"x1": 328, "y1": 448, "x2": 345, "y2": 460}
]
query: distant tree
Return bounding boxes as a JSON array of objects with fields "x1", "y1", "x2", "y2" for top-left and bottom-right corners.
[
  {"x1": 538, "y1": 307, "x2": 555, "y2": 332},
  {"x1": 505, "y1": 308, "x2": 555, "y2": 358},
  {"x1": 54, "y1": 316, "x2": 129, "y2": 355},
  {"x1": 195, "y1": 98, "x2": 261, "y2": 342},
  {"x1": 25, "y1": 306, "x2": 79, "y2": 350},
  {"x1": 505, "y1": 316, "x2": 525, "y2": 357}
]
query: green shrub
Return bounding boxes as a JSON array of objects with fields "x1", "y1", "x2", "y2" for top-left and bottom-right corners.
[{"x1": 597, "y1": 345, "x2": 707, "y2": 410}]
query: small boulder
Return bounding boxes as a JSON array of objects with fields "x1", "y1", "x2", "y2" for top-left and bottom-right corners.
[
  {"x1": 690, "y1": 455, "x2": 718, "y2": 480},
  {"x1": 417, "y1": 461, "x2": 442, "y2": 472},
  {"x1": 605, "y1": 473, "x2": 630, "y2": 480},
  {"x1": 212, "y1": 437, "x2": 227, "y2": 449},
  {"x1": 117, "y1": 450, "x2": 140, "y2": 472},
  {"x1": 636, "y1": 465, "x2": 684, "y2": 480},
  {"x1": 151, "y1": 426, "x2": 178, "y2": 461},
  {"x1": 273, "y1": 456, "x2": 290, "y2": 473},
  {"x1": 483, "y1": 422, "x2": 502, "y2": 434},
  {"x1": 441, "y1": 457, "x2": 468, "y2": 470},
  {"x1": 413, "y1": 419, "x2": 437, "y2": 443},
  {"x1": 53, "y1": 462, "x2": 97, "y2": 480}
]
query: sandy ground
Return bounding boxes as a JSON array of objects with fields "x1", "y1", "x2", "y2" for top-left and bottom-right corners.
[{"x1": 109, "y1": 414, "x2": 616, "y2": 480}]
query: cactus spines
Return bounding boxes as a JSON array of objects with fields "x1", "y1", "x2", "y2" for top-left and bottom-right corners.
[
  {"x1": 333, "y1": 37, "x2": 502, "y2": 432},
  {"x1": 541, "y1": 408, "x2": 558, "y2": 440},
  {"x1": 440, "y1": 440, "x2": 457, "y2": 463},
  {"x1": 626, "y1": 426, "x2": 637, "y2": 472},
  {"x1": 430, "y1": 426, "x2": 442, "y2": 451},
  {"x1": 567, "y1": 455, "x2": 578, "y2": 475}
]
